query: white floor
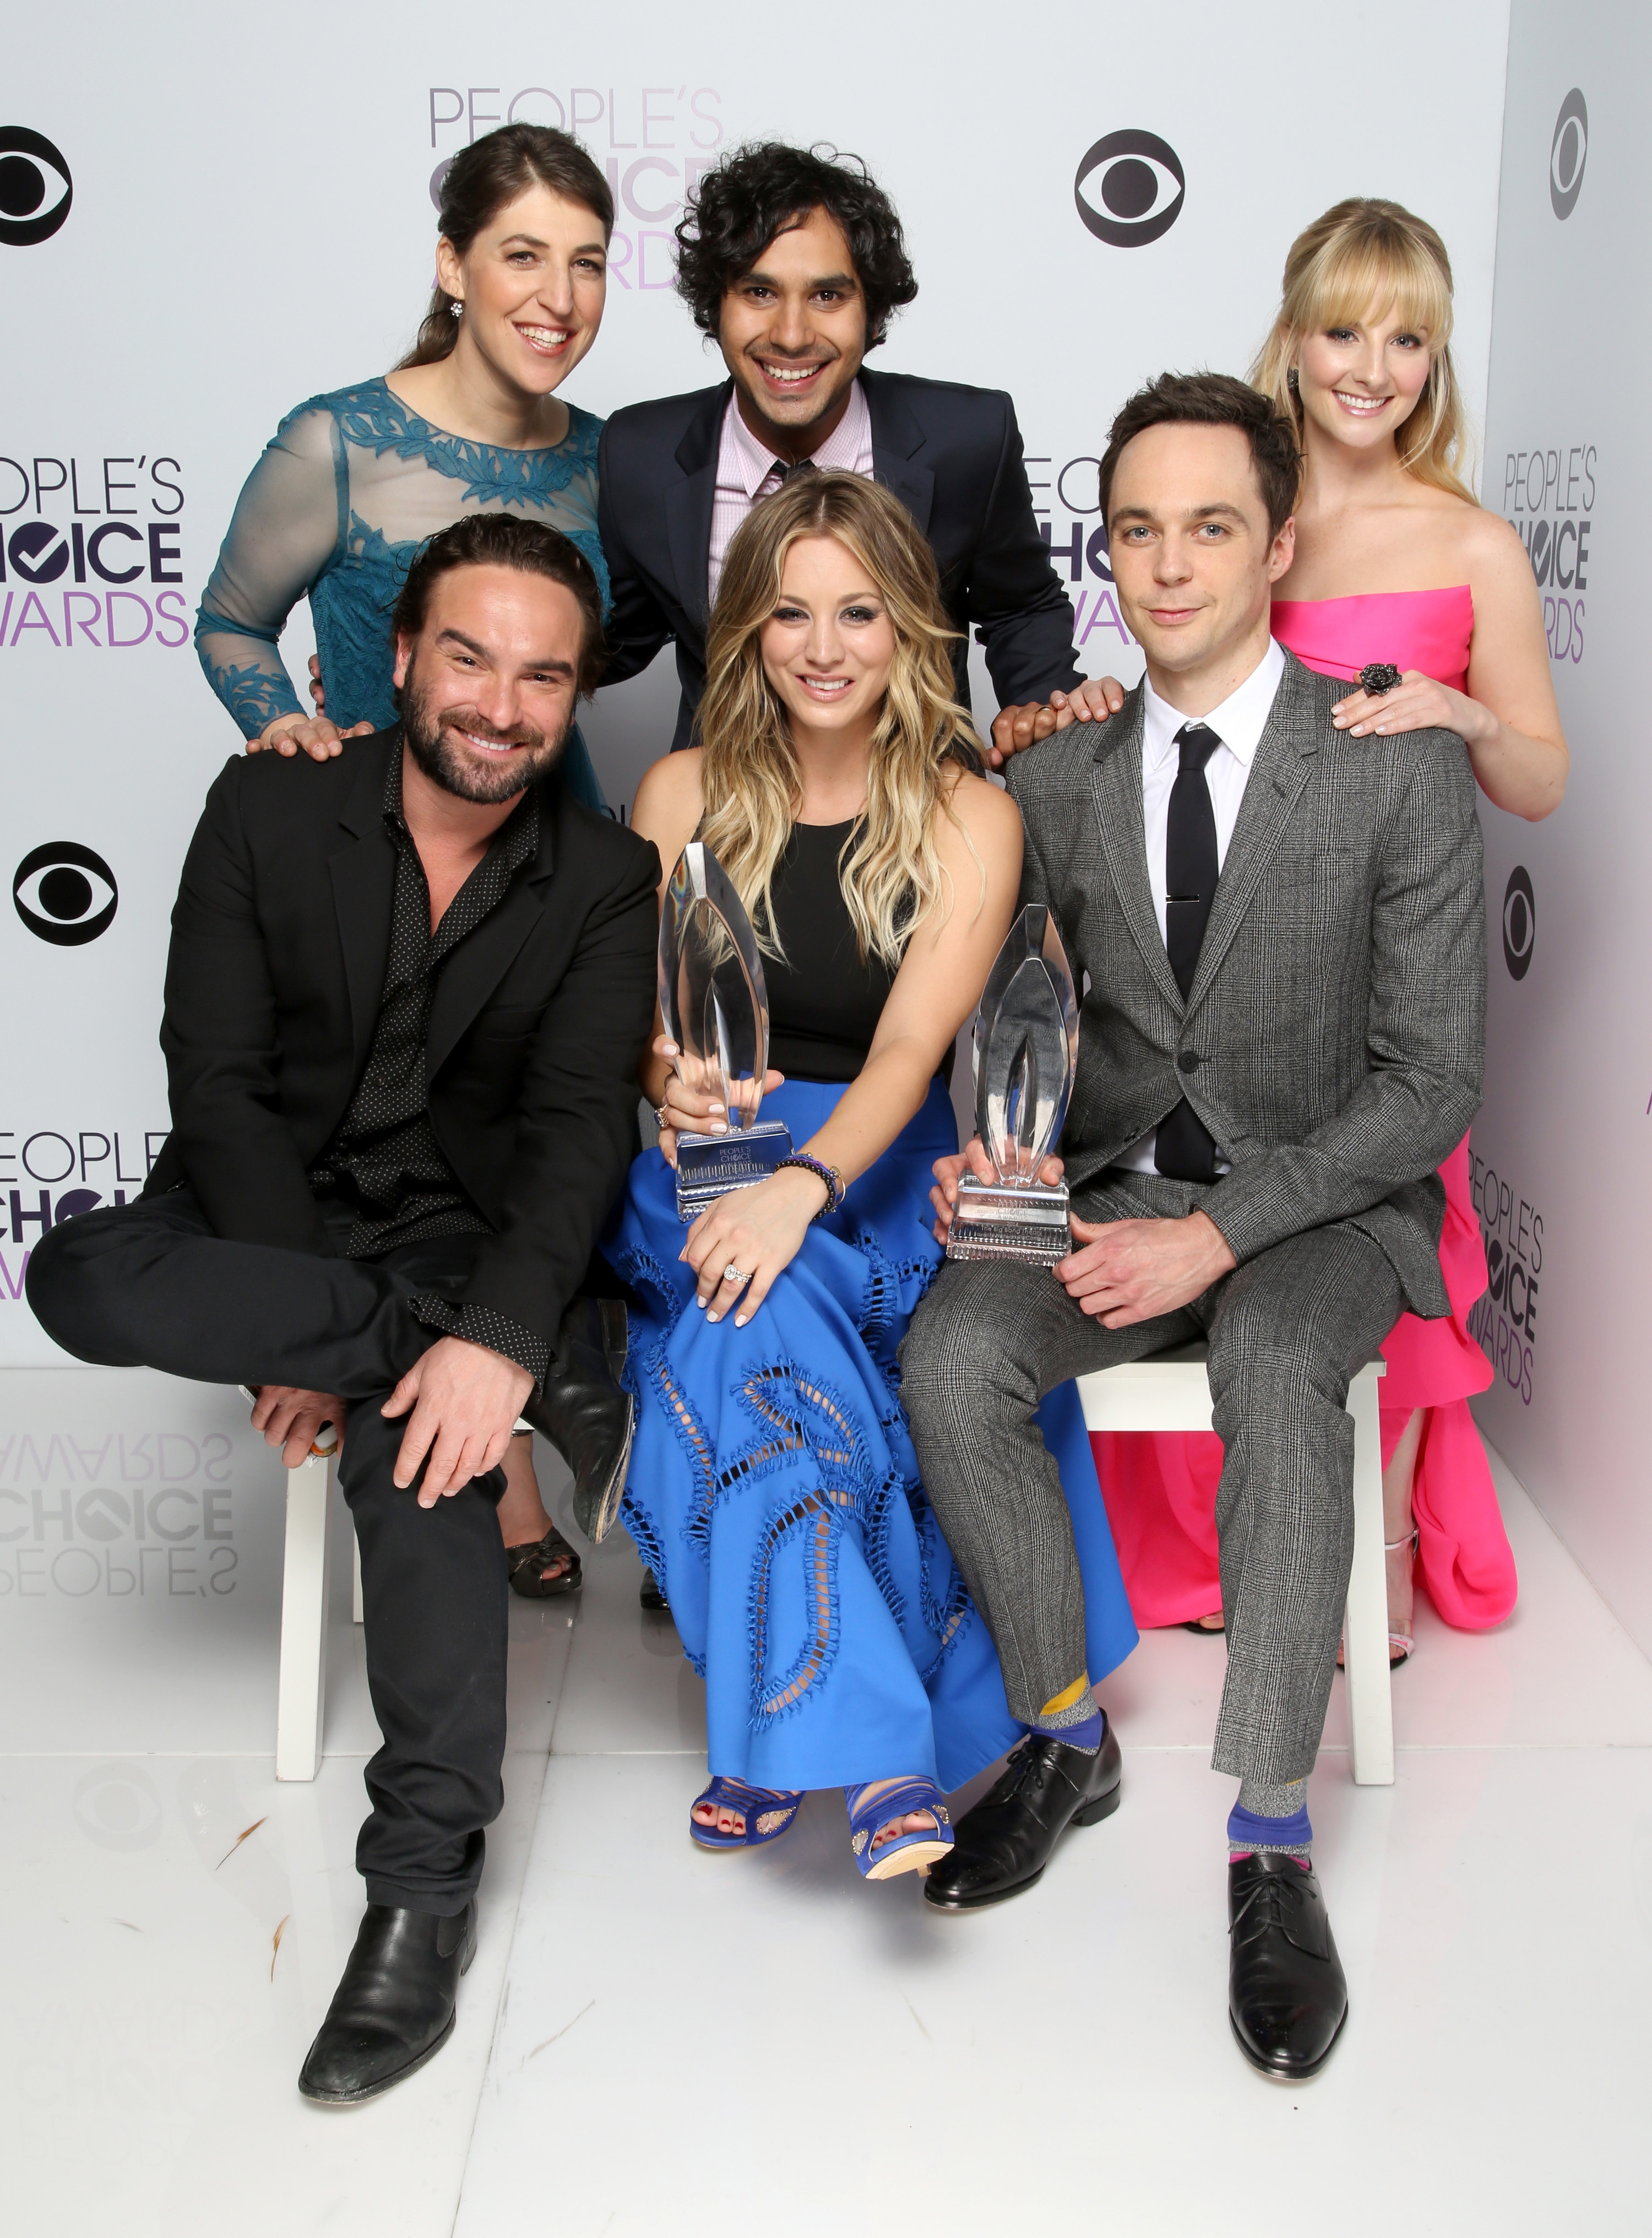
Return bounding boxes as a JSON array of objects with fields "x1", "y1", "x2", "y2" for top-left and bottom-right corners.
[{"x1": 4, "y1": 1372, "x2": 1649, "y2": 2235}]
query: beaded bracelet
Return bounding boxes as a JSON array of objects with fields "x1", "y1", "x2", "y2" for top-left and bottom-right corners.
[{"x1": 776, "y1": 1152, "x2": 845, "y2": 1218}]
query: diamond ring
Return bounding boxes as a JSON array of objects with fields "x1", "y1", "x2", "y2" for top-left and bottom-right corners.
[{"x1": 722, "y1": 1262, "x2": 744, "y2": 1285}]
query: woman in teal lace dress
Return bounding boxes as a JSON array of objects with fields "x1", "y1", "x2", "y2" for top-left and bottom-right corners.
[
  {"x1": 195, "y1": 122, "x2": 612, "y2": 808},
  {"x1": 197, "y1": 124, "x2": 616, "y2": 1586}
]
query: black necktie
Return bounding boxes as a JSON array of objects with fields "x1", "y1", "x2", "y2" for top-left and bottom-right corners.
[
  {"x1": 770, "y1": 457, "x2": 819, "y2": 490},
  {"x1": 1155, "y1": 722, "x2": 1222, "y2": 1182}
]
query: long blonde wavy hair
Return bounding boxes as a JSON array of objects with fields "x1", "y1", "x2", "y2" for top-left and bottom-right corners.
[
  {"x1": 695, "y1": 470, "x2": 984, "y2": 969},
  {"x1": 1250, "y1": 198, "x2": 1476, "y2": 503}
]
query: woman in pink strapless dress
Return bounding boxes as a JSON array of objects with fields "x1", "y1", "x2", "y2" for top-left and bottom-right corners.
[{"x1": 1093, "y1": 201, "x2": 1569, "y2": 1659}]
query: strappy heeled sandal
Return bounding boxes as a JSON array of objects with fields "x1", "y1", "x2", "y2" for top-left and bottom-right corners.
[
  {"x1": 688, "y1": 1776, "x2": 803, "y2": 1851},
  {"x1": 1336, "y1": 1529, "x2": 1417, "y2": 1668},
  {"x1": 505, "y1": 1524, "x2": 583, "y2": 1600},
  {"x1": 844, "y1": 1778, "x2": 954, "y2": 1881}
]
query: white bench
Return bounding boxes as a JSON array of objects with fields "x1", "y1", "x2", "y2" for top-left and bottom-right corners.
[
  {"x1": 273, "y1": 1427, "x2": 362, "y2": 1782},
  {"x1": 1076, "y1": 1346, "x2": 1393, "y2": 1785}
]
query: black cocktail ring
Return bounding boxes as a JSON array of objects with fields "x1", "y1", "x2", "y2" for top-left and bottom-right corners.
[{"x1": 1359, "y1": 662, "x2": 1403, "y2": 695}]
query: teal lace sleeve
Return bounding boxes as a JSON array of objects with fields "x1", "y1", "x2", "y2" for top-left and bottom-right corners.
[{"x1": 195, "y1": 399, "x2": 346, "y2": 739}]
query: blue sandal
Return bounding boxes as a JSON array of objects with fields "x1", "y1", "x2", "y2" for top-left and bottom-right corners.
[
  {"x1": 844, "y1": 1778, "x2": 954, "y2": 1881},
  {"x1": 689, "y1": 1776, "x2": 803, "y2": 1851}
]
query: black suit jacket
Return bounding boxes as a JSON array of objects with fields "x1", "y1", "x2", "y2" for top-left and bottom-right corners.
[
  {"x1": 144, "y1": 730, "x2": 661, "y2": 1359},
  {"x1": 597, "y1": 368, "x2": 1083, "y2": 751}
]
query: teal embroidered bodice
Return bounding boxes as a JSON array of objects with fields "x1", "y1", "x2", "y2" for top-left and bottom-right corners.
[{"x1": 196, "y1": 378, "x2": 608, "y2": 798}]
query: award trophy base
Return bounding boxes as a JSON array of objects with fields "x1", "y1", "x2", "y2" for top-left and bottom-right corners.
[
  {"x1": 674, "y1": 1119, "x2": 794, "y2": 1222},
  {"x1": 945, "y1": 1174, "x2": 1072, "y2": 1266}
]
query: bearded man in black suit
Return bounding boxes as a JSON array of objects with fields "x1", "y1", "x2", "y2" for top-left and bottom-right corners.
[{"x1": 28, "y1": 514, "x2": 660, "y2": 2105}]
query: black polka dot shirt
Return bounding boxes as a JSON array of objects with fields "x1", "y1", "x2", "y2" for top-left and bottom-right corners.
[{"x1": 308, "y1": 749, "x2": 549, "y2": 1388}]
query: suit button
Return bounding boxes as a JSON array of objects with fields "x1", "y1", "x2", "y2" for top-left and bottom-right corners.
[{"x1": 1178, "y1": 1051, "x2": 1200, "y2": 1074}]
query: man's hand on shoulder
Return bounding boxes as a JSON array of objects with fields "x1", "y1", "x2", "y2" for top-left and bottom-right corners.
[
  {"x1": 382, "y1": 1336, "x2": 534, "y2": 1506},
  {"x1": 987, "y1": 676, "x2": 1126, "y2": 768},
  {"x1": 1057, "y1": 1209, "x2": 1236, "y2": 1326}
]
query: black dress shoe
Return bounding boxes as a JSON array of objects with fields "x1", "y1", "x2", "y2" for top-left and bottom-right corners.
[
  {"x1": 523, "y1": 1298, "x2": 634, "y2": 1543},
  {"x1": 922, "y1": 1720, "x2": 1122, "y2": 1911},
  {"x1": 1228, "y1": 1852, "x2": 1348, "y2": 2080},
  {"x1": 639, "y1": 1568, "x2": 670, "y2": 1612},
  {"x1": 298, "y1": 1900, "x2": 477, "y2": 2105}
]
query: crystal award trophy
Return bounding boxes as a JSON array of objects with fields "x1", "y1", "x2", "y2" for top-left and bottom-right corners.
[
  {"x1": 945, "y1": 903, "x2": 1079, "y2": 1266},
  {"x1": 658, "y1": 841, "x2": 793, "y2": 1221}
]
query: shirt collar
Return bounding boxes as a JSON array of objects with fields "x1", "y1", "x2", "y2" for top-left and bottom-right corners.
[
  {"x1": 720, "y1": 377, "x2": 871, "y2": 496},
  {"x1": 1141, "y1": 637, "x2": 1286, "y2": 771}
]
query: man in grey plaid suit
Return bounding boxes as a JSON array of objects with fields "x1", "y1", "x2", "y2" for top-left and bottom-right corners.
[{"x1": 899, "y1": 372, "x2": 1485, "y2": 2080}]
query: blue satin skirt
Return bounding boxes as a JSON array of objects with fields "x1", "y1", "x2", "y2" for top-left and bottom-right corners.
[{"x1": 602, "y1": 1076, "x2": 1138, "y2": 1795}]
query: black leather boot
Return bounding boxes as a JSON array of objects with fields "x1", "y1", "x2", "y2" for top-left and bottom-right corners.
[
  {"x1": 298, "y1": 1900, "x2": 477, "y2": 2105},
  {"x1": 1227, "y1": 1851, "x2": 1348, "y2": 2079},
  {"x1": 922, "y1": 1720, "x2": 1122, "y2": 1911},
  {"x1": 523, "y1": 1298, "x2": 634, "y2": 1542}
]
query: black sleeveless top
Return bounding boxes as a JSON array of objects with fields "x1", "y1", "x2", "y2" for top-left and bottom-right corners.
[{"x1": 763, "y1": 820, "x2": 897, "y2": 1083}]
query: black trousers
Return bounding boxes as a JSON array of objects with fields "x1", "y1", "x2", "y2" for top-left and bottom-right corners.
[{"x1": 27, "y1": 1189, "x2": 510, "y2": 1915}]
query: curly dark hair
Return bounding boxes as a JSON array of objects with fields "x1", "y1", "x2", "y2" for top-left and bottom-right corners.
[
  {"x1": 1099, "y1": 371, "x2": 1303, "y2": 539},
  {"x1": 391, "y1": 513, "x2": 606, "y2": 696},
  {"x1": 673, "y1": 142, "x2": 918, "y2": 351}
]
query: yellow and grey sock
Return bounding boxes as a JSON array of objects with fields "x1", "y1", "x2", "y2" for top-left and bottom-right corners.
[{"x1": 1029, "y1": 1673, "x2": 1103, "y2": 1755}]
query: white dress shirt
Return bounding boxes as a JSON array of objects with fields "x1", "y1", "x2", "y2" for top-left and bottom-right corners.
[
  {"x1": 707, "y1": 379, "x2": 875, "y2": 606},
  {"x1": 1115, "y1": 637, "x2": 1287, "y2": 1177}
]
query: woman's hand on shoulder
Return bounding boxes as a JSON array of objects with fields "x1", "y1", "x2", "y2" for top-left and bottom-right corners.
[{"x1": 248, "y1": 710, "x2": 374, "y2": 760}]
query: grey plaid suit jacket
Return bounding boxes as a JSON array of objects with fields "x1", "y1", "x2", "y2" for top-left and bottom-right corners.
[{"x1": 1003, "y1": 649, "x2": 1486, "y2": 1318}]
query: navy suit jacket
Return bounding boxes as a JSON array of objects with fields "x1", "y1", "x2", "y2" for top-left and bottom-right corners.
[{"x1": 596, "y1": 368, "x2": 1083, "y2": 751}]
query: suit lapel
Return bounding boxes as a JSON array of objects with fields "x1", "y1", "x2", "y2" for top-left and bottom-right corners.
[
  {"x1": 425, "y1": 791, "x2": 558, "y2": 1081},
  {"x1": 863, "y1": 370, "x2": 935, "y2": 536},
  {"x1": 1184, "y1": 659, "x2": 1318, "y2": 1015},
  {"x1": 328, "y1": 743, "x2": 397, "y2": 1080},
  {"x1": 1088, "y1": 692, "x2": 1184, "y2": 1016},
  {"x1": 667, "y1": 383, "x2": 730, "y2": 638}
]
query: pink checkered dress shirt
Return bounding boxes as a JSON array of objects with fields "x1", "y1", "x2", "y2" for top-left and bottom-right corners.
[{"x1": 706, "y1": 380, "x2": 875, "y2": 608}]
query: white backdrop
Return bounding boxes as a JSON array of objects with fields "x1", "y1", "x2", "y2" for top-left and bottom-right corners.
[
  {"x1": 2, "y1": 0, "x2": 1512, "y2": 1389},
  {"x1": 1473, "y1": 4, "x2": 1652, "y2": 1652}
]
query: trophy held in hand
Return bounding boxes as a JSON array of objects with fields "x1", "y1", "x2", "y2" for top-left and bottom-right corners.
[
  {"x1": 945, "y1": 903, "x2": 1079, "y2": 1267},
  {"x1": 659, "y1": 841, "x2": 793, "y2": 1223}
]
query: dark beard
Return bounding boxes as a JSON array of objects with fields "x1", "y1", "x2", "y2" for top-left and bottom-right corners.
[{"x1": 401, "y1": 674, "x2": 569, "y2": 804}]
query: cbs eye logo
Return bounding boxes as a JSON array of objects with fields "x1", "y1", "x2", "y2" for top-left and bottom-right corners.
[
  {"x1": 1549, "y1": 89, "x2": 1587, "y2": 221},
  {"x1": 14, "y1": 842, "x2": 118, "y2": 945},
  {"x1": 1075, "y1": 129, "x2": 1185, "y2": 248},
  {"x1": 1502, "y1": 865, "x2": 1535, "y2": 982},
  {"x1": 0, "y1": 127, "x2": 72, "y2": 246}
]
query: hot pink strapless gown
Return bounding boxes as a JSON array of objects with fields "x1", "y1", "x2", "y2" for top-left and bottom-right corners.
[{"x1": 1093, "y1": 587, "x2": 1516, "y2": 1632}]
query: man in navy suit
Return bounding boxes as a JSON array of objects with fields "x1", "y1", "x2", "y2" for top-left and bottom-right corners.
[{"x1": 597, "y1": 142, "x2": 1122, "y2": 760}]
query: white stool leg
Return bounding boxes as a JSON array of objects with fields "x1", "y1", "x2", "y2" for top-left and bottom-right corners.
[
  {"x1": 352, "y1": 1527, "x2": 364, "y2": 1625},
  {"x1": 1343, "y1": 1363, "x2": 1394, "y2": 1786},
  {"x1": 275, "y1": 1450, "x2": 334, "y2": 1782}
]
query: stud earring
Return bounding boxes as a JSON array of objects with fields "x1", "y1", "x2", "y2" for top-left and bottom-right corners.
[{"x1": 449, "y1": 300, "x2": 463, "y2": 318}]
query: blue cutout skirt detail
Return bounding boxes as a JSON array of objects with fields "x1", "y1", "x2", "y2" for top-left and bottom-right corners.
[{"x1": 604, "y1": 1076, "x2": 1139, "y2": 1796}]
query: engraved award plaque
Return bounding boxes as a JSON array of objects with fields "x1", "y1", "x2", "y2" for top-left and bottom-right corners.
[
  {"x1": 945, "y1": 903, "x2": 1079, "y2": 1266},
  {"x1": 658, "y1": 841, "x2": 793, "y2": 1222}
]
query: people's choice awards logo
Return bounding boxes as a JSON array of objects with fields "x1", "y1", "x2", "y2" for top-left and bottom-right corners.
[
  {"x1": 1502, "y1": 866, "x2": 1535, "y2": 982},
  {"x1": 1074, "y1": 130, "x2": 1185, "y2": 248},
  {"x1": 0, "y1": 128, "x2": 72, "y2": 246},
  {"x1": 13, "y1": 842, "x2": 118, "y2": 946},
  {"x1": 1550, "y1": 89, "x2": 1587, "y2": 220}
]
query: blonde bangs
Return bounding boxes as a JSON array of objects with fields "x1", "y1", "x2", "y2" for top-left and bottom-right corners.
[
  {"x1": 1250, "y1": 197, "x2": 1476, "y2": 502},
  {"x1": 1305, "y1": 231, "x2": 1454, "y2": 356}
]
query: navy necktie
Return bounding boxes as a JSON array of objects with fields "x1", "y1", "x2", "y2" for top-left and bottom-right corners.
[{"x1": 1155, "y1": 722, "x2": 1222, "y2": 1183}]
